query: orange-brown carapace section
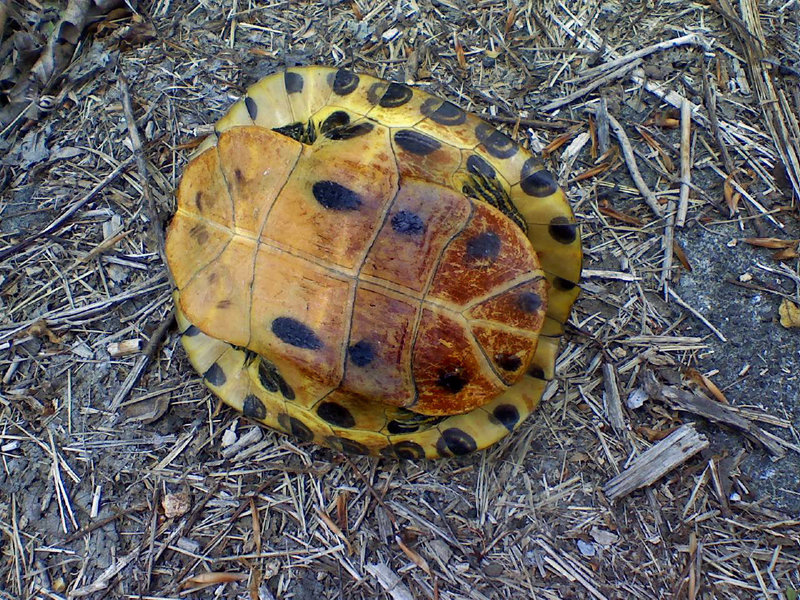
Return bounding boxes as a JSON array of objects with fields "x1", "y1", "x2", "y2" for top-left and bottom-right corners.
[{"x1": 167, "y1": 66, "x2": 582, "y2": 459}]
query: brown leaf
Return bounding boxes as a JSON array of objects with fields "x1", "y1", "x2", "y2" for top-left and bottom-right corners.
[
  {"x1": 773, "y1": 246, "x2": 799, "y2": 261},
  {"x1": 685, "y1": 368, "x2": 728, "y2": 404},
  {"x1": 182, "y1": 572, "x2": 248, "y2": 589},
  {"x1": 742, "y1": 237, "x2": 798, "y2": 249},
  {"x1": 396, "y1": 533, "x2": 431, "y2": 575},
  {"x1": 779, "y1": 299, "x2": 800, "y2": 328},
  {"x1": 25, "y1": 319, "x2": 62, "y2": 344},
  {"x1": 723, "y1": 173, "x2": 740, "y2": 214}
]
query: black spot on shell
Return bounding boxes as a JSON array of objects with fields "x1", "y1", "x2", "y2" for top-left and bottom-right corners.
[
  {"x1": 273, "y1": 122, "x2": 306, "y2": 143},
  {"x1": 183, "y1": 324, "x2": 200, "y2": 337},
  {"x1": 394, "y1": 129, "x2": 441, "y2": 155},
  {"x1": 245, "y1": 96, "x2": 258, "y2": 120},
  {"x1": 379, "y1": 82, "x2": 413, "y2": 107},
  {"x1": 234, "y1": 168, "x2": 244, "y2": 183},
  {"x1": 328, "y1": 437, "x2": 371, "y2": 455},
  {"x1": 527, "y1": 366, "x2": 545, "y2": 379},
  {"x1": 520, "y1": 159, "x2": 558, "y2": 196},
  {"x1": 272, "y1": 317, "x2": 323, "y2": 350},
  {"x1": 317, "y1": 402, "x2": 356, "y2": 428},
  {"x1": 466, "y1": 154, "x2": 497, "y2": 179},
  {"x1": 284, "y1": 71, "x2": 303, "y2": 94},
  {"x1": 320, "y1": 110, "x2": 351, "y2": 133},
  {"x1": 243, "y1": 394, "x2": 267, "y2": 419},
  {"x1": 312, "y1": 180, "x2": 362, "y2": 211},
  {"x1": 278, "y1": 413, "x2": 314, "y2": 442},
  {"x1": 381, "y1": 441, "x2": 426, "y2": 459},
  {"x1": 194, "y1": 191, "x2": 204, "y2": 211},
  {"x1": 466, "y1": 231, "x2": 501, "y2": 261},
  {"x1": 216, "y1": 299, "x2": 232, "y2": 310},
  {"x1": 391, "y1": 210, "x2": 425, "y2": 235},
  {"x1": 203, "y1": 363, "x2": 226, "y2": 386},
  {"x1": 492, "y1": 404, "x2": 520, "y2": 431},
  {"x1": 332, "y1": 69, "x2": 359, "y2": 95},
  {"x1": 421, "y1": 98, "x2": 466, "y2": 125},
  {"x1": 475, "y1": 123, "x2": 518, "y2": 159},
  {"x1": 437, "y1": 368, "x2": 468, "y2": 393},
  {"x1": 436, "y1": 428, "x2": 478, "y2": 456},
  {"x1": 549, "y1": 216, "x2": 578, "y2": 244},
  {"x1": 518, "y1": 291, "x2": 543, "y2": 313},
  {"x1": 258, "y1": 360, "x2": 295, "y2": 399},
  {"x1": 348, "y1": 340, "x2": 374, "y2": 367},
  {"x1": 324, "y1": 122, "x2": 374, "y2": 140},
  {"x1": 495, "y1": 353, "x2": 522, "y2": 372},
  {"x1": 553, "y1": 277, "x2": 577, "y2": 291}
]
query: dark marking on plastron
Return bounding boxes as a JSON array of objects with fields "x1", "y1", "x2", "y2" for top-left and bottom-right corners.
[
  {"x1": 312, "y1": 181, "x2": 362, "y2": 211},
  {"x1": 391, "y1": 210, "x2": 425, "y2": 235},
  {"x1": 386, "y1": 410, "x2": 445, "y2": 434},
  {"x1": 475, "y1": 123, "x2": 518, "y2": 159},
  {"x1": 436, "y1": 428, "x2": 477, "y2": 456},
  {"x1": 327, "y1": 436, "x2": 371, "y2": 455},
  {"x1": 422, "y1": 98, "x2": 466, "y2": 126},
  {"x1": 243, "y1": 394, "x2": 267, "y2": 419},
  {"x1": 549, "y1": 216, "x2": 577, "y2": 244},
  {"x1": 553, "y1": 277, "x2": 577, "y2": 292},
  {"x1": 492, "y1": 404, "x2": 520, "y2": 431},
  {"x1": 278, "y1": 413, "x2": 315, "y2": 442},
  {"x1": 381, "y1": 441, "x2": 426, "y2": 459},
  {"x1": 194, "y1": 191, "x2": 204, "y2": 211},
  {"x1": 234, "y1": 168, "x2": 244, "y2": 183},
  {"x1": 518, "y1": 291, "x2": 542, "y2": 313},
  {"x1": 437, "y1": 368, "x2": 468, "y2": 393},
  {"x1": 325, "y1": 122, "x2": 374, "y2": 140},
  {"x1": 320, "y1": 111, "x2": 351, "y2": 134},
  {"x1": 466, "y1": 231, "x2": 501, "y2": 261},
  {"x1": 203, "y1": 363, "x2": 226, "y2": 386},
  {"x1": 467, "y1": 154, "x2": 496, "y2": 179},
  {"x1": 245, "y1": 96, "x2": 258, "y2": 120},
  {"x1": 216, "y1": 299, "x2": 232, "y2": 310},
  {"x1": 394, "y1": 129, "x2": 441, "y2": 155},
  {"x1": 317, "y1": 402, "x2": 356, "y2": 428},
  {"x1": 494, "y1": 353, "x2": 522, "y2": 372},
  {"x1": 332, "y1": 69, "x2": 359, "y2": 95},
  {"x1": 379, "y1": 82, "x2": 413, "y2": 108},
  {"x1": 271, "y1": 317, "x2": 323, "y2": 350},
  {"x1": 348, "y1": 340, "x2": 374, "y2": 367},
  {"x1": 183, "y1": 324, "x2": 201, "y2": 337},
  {"x1": 284, "y1": 71, "x2": 303, "y2": 94},
  {"x1": 521, "y1": 158, "x2": 558, "y2": 196},
  {"x1": 257, "y1": 359, "x2": 294, "y2": 399}
]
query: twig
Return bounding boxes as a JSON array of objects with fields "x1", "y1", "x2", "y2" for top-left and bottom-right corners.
[
  {"x1": 667, "y1": 288, "x2": 727, "y2": 342},
  {"x1": 0, "y1": 156, "x2": 135, "y2": 262},
  {"x1": 677, "y1": 99, "x2": 692, "y2": 226},
  {"x1": 605, "y1": 113, "x2": 664, "y2": 217},
  {"x1": 118, "y1": 70, "x2": 172, "y2": 285},
  {"x1": 541, "y1": 58, "x2": 643, "y2": 112},
  {"x1": 568, "y1": 32, "x2": 709, "y2": 84}
]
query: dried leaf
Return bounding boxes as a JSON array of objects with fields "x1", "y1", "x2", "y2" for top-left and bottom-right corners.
[
  {"x1": 575, "y1": 163, "x2": 610, "y2": 181},
  {"x1": 779, "y1": 299, "x2": 800, "y2": 329},
  {"x1": 396, "y1": 533, "x2": 431, "y2": 575},
  {"x1": 182, "y1": 572, "x2": 248, "y2": 589},
  {"x1": 26, "y1": 319, "x2": 62, "y2": 344},
  {"x1": 742, "y1": 237, "x2": 798, "y2": 249},
  {"x1": 723, "y1": 173, "x2": 740, "y2": 214},
  {"x1": 453, "y1": 34, "x2": 466, "y2": 69},
  {"x1": 685, "y1": 368, "x2": 728, "y2": 404}
]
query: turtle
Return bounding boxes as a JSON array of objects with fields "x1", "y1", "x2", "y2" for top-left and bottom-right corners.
[{"x1": 165, "y1": 65, "x2": 582, "y2": 459}]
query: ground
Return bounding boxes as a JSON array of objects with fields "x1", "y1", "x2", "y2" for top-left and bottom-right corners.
[{"x1": 1, "y1": 1, "x2": 799, "y2": 599}]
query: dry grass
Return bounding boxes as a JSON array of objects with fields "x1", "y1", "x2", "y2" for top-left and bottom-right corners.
[{"x1": 1, "y1": 1, "x2": 799, "y2": 599}]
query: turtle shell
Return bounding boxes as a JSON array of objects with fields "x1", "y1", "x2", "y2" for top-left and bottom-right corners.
[{"x1": 166, "y1": 66, "x2": 582, "y2": 459}]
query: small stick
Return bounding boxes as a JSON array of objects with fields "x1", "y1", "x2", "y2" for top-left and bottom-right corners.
[
  {"x1": 677, "y1": 99, "x2": 692, "y2": 226},
  {"x1": 668, "y1": 288, "x2": 728, "y2": 342},
  {"x1": 569, "y1": 32, "x2": 708, "y2": 84},
  {"x1": 0, "y1": 156, "x2": 135, "y2": 262},
  {"x1": 606, "y1": 113, "x2": 664, "y2": 217},
  {"x1": 541, "y1": 58, "x2": 643, "y2": 112},
  {"x1": 660, "y1": 197, "x2": 677, "y2": 295},
  {"x1": 118, "y1": 71, "x2": 172, "y2": 284}
]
